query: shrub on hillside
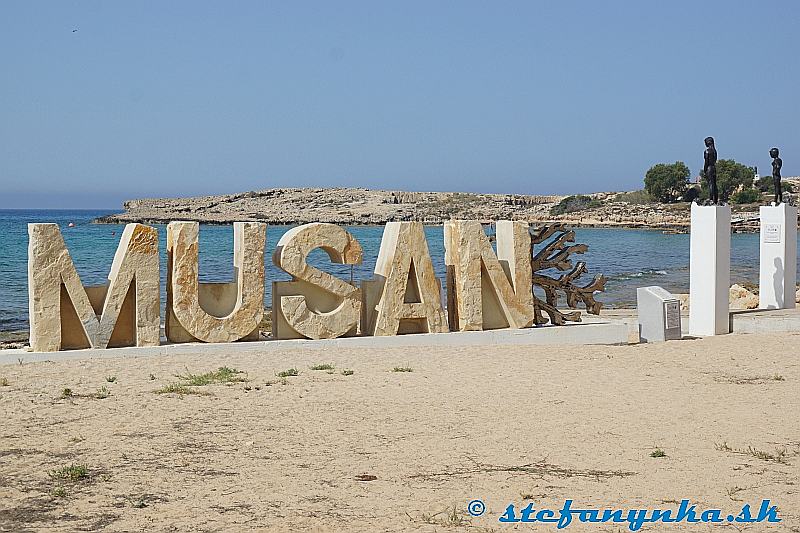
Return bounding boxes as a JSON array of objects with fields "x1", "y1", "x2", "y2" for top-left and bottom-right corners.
[
  {"x1": 612, "y1": 190, "x2": 653, "y2": 204},
  {"x1": 731, "y1": 188, "x2": 762, "y2": 204},
  {"x1": 755, "y1": 176, "x2": 794, "y2": 194},
  {"x1": 683, "y1": 186, "x2": 701, "y2": 203},
  {"x1": 549, "y1": 195, "x2": 602, "y2": 216}
]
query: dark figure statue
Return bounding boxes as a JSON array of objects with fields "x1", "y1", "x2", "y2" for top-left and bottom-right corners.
[
  {"x1": 770, "y1": 147, "x2": 783, "y2": 205},
  {"x1": 704, "y1": 136, "x2": 718, "y2": 204}
]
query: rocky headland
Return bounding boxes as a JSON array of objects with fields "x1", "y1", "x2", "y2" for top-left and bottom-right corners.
[
  {"x1": 94, "y1": 187, "x2": 775, "y2": 232},
  {"x1": 92, "y1": 188, "x2": 776, "y2": 232}
]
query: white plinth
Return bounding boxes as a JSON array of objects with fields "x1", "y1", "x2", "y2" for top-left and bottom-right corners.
[
  {"x1": 637, "y1": 286, "x2": 682, "y2": 342},
  {"x1": 689, "y1": 204, "x2": 731, "y2": 336},
  {"x1": 759, "y1": 204, "x2": 797, "y2": 309}
]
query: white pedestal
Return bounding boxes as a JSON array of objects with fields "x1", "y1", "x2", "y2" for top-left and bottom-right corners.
[
  {"x1": 689, "y1": 204, "x2": 731, "y2": 336},
  {"x1": 759, "y1": 204, "x2": 797, "y2": 309},
  {"x1": 637, "y1": 286, "x2": 682, "y2": 342}
]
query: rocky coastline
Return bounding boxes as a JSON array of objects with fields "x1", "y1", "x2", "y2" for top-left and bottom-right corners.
[{"x1": 92, "y1": 187, "x2": 775, "y2": 232}]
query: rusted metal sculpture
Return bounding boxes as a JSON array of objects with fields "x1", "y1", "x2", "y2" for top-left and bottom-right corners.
[{"x1": 530, "y1": 224, "x2": 606, "y2": 325}]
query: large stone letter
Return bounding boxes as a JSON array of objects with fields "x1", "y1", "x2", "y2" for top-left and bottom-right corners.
[
  {"x1": 28, "y1": 223, "x2": 160, "y2": 352},
  {"x1": 166, "y1": 221, "x2": 266, "y2": 343},
  {"x1": 362, "y1": 222, "x2": 447, "y2": 336},
  {"x1": 272, "y1": 223, "x2": 363, "y2": 339},
  {"x1": 444, "y1": 220, "x2": 533, "y2": 331}
]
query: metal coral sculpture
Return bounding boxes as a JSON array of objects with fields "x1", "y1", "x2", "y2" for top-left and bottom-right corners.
[{"x1": 530, "y1": 224, "x2": 606, "y2": 325}]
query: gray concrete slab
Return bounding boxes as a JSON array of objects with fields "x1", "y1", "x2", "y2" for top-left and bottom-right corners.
[
  {"x1": 729, "y1": 307, "x2": 800, "y2": 334},
  {"x1": 1, "y1": 321, "x2": 630, "y2": 365}
]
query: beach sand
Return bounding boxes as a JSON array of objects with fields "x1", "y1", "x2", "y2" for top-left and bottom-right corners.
[{"x1": 0, "y1": 333, "x2": 798, "y2": 532}]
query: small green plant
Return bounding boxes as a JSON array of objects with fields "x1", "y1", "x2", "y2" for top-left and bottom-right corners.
[
  {"x1": 105, "y1": 376, "x2": 117, "y2": 383},
  {"x1": 178, "y1": 366, "x2": 246, "y2": 386},
  {"x1": 50, "y1": 486, "x2": 67, "y2": 498},
  {"x1": 0, "y1": 377, "x2": 8, "y2": 387},
  {"x1": 155, "y1": 383, "x2": 211, "y2": 396},
  {"x1": 61, "y1": 388, "x2": 73, "y2": 398},
  {"x1": 420, "y1": 505, "x2": 467, "y2": 527},
  {"x1": 276, "y1": 368, "x2": 299, "y2": 378},
  {"x1": 650, "y1": 448, "x2": 667, "y2": 458},
  {"x1": 392, "y1": 366, "x2": 413, "y2": 373},
  {"x1": 726, "y1": 486, "x2": 745, "y2": 501},
  {"x1": 341, "y1": 369, "x2": 355, "y2": 376},
  {"x1": 748, "y1": 446, "x2": 786, "y2": 463},
  {"x1": 49, "y1": 464, "x2": 89, "y2": 481},
  {"x1": 95, "y1": 386, "x2": 111, "y2": 399},
  {"x1": 772, "y1": 374, "x2": 785, "y2": 381},
  {"x1": 310, "y1": 363, "x2": 335, "y2": 371},
  {"x1": 715, "y1": 442, "x2": 788, "y2": 464},
  {"x1": 128, "y1": 496, "x2": 148, "y2": 508}
]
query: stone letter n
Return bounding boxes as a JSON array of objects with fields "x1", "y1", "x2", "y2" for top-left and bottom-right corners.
[
  {"x1": 444, "y1": 220, "x2": 534, "y2": 331},
  {"x1": 28, "y1": 223, "x2": 160, "y2": 352}
]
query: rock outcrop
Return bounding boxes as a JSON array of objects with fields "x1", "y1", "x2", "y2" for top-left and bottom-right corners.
[
  {"x1": 677, "y1": 284, "x2": 761, "y2": 312},
  {"x1": 95, "y1": 187, "x2": 723, "y2": 230}
]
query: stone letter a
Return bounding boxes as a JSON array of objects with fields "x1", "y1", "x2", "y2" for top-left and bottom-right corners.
[
  {"x1": 28, "y1": 223, "x2": 160, "y2": 352},
  {"x1": 364, "y1": 222, "x2": 447, "y2": 336}
]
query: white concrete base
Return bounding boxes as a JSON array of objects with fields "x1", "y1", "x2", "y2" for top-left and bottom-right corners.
[
  {"x1": 1, "y1": 322, "x2": 630, "y2": 365},
  {"x1": 731, "y1": 307, "x2": 800, "y2": 334},
  {"x1": 759, "y1": 204, "x2": 797, "y2": 309},
  {"x1": 689, "y1": 204, "x2": 731, "y2": 336}
]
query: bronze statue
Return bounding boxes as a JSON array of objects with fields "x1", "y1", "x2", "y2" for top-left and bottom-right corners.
[
  {"x1": 770, "y1": 147, "x2": 783, "y2": 205},
  {"x1": 704, "y1": 136, "x2": 718, "y2": 204}
]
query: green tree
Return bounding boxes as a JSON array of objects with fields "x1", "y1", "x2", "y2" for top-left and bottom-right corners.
[
  {"x1": 700, "y1": 159, "x2": 755, "y2": 203},
  {"x1": 643, "y1": 162, "x2": 690, "y2": 203}
]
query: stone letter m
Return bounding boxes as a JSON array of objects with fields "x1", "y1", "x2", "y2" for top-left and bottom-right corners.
[{"x1": 28, "y1": 223, "x2": 160, "y2": 352}]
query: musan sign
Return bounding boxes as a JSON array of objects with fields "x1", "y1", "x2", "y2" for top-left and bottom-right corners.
[{"x1": 27, "y1": 220, "x2": 604, "y2": 352}]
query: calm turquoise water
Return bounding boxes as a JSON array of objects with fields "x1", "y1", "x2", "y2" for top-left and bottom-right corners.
[{"x1": 0, "y1": 209, "x2": 773, "y2": 332}]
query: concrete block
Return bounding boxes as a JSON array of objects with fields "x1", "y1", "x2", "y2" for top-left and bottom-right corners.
[
  {"x1": 637, "y1": 286, "x2": 682, "y2": 342},
  {"x1": 5, "y1": 321, "x2": 630, "y2": 364}
]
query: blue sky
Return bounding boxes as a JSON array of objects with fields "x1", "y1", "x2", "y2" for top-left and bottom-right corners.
[{"x1": 1, "y1": 1, "x2": 797, "y2": 208}]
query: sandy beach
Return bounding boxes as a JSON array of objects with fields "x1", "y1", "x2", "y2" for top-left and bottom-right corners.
[{"x1": 0, "y1": 332, "x2": 798, "y2": 532}]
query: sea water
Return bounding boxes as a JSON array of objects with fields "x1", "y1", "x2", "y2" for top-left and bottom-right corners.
[{"x1": 0, "y1": 209, "x2": 771, "y2": 333}]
